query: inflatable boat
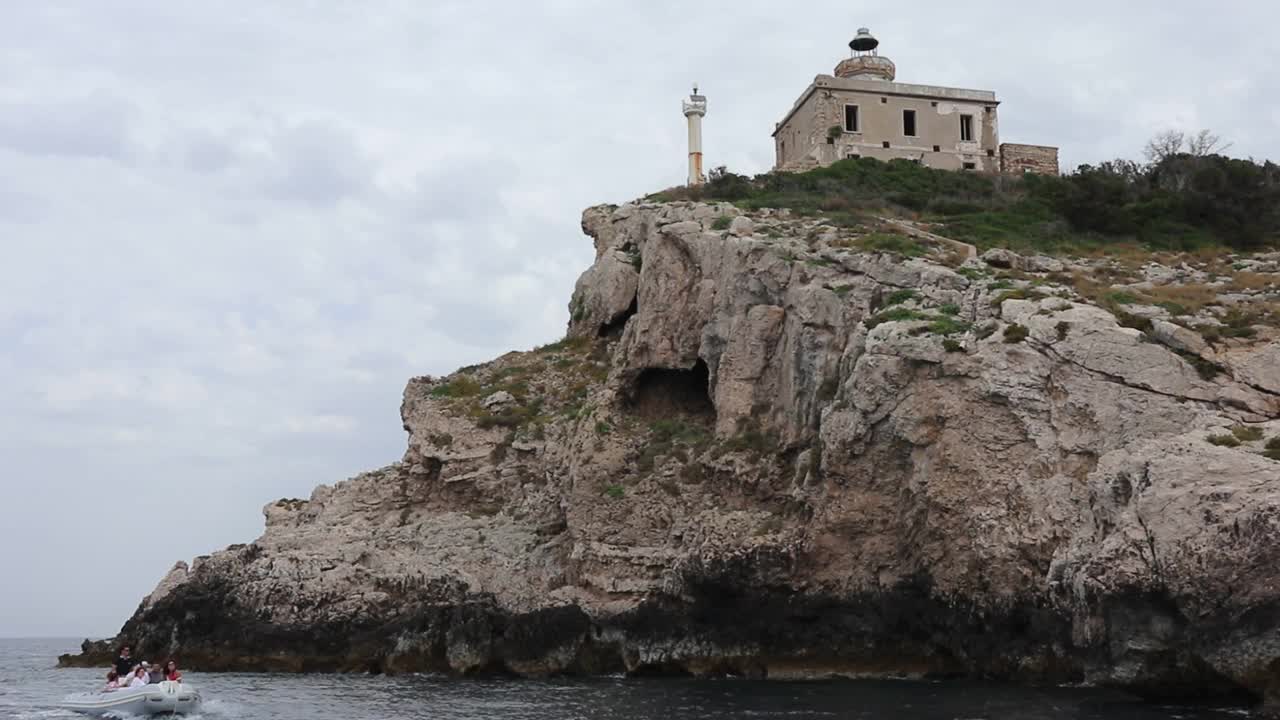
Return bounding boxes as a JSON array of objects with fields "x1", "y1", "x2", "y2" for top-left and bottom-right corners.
[{"x1": 61, "y1": 680, "x2": 201, "y2": 716}]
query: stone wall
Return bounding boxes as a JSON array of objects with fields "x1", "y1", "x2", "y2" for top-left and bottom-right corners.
[{"x1": 999, "y1": 143, "x2": 1059, "y2": 176}]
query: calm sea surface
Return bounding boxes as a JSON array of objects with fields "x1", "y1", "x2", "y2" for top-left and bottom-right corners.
[{"x1": 0, "y1": 638, "x2": 1254, "y2": 719}]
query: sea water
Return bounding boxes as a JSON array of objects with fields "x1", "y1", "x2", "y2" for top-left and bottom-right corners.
[{"x1": 0, "y1": 638, "x2": 1254, "y2": 719}]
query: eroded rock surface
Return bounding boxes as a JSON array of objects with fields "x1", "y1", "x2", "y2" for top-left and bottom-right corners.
[{"x1": 65, "y1": 203, "x2": 1280, "y2": 711}]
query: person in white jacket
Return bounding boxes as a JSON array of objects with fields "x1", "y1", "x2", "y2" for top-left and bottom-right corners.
[{"x1": 127, "y1": 666, "x2": 151, "y2": 688}]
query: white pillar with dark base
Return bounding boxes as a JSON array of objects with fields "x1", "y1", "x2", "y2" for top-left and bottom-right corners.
[{"x1": 682, "y1": 85, "x2": 707, "y2": 186}]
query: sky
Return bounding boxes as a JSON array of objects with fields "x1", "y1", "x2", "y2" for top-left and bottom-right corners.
[{"x1": 0, "y1": 0, "x2": 1276, "y2": 639}]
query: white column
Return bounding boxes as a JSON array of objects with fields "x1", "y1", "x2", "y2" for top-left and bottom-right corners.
[{"x1": 682, "y1": 88, "x2": 707, "y2": 186}]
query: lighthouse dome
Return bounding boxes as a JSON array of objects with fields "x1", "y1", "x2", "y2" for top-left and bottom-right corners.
[{"x1": 834, "y1": 28, "x2": 896, "y2": 82}]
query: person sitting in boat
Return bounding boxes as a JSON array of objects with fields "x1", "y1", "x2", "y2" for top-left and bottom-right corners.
[
  {"x1": 163, "y1": 659, "x2": 183, "y2": 682},
  {"x1": 113, "y1": 644, "x2": 135, "y2": 677},
  {"x1": 127, "y1": 665, "x2": 151, "y2": 688},
  {"x1": 146, "y1": 660, "x2": 165, "y2": 683},
  {"x1": 103, "y1": 669, "x2": 120, "y2": 692}
]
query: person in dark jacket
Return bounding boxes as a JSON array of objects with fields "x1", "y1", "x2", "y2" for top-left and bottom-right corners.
[{"x1": 113, "y1": 646, "x2": 135, "y2": 677}]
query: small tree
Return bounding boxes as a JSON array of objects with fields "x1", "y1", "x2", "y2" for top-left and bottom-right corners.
[
  {"x1": 1144, "y1": 129, "x2": 1232, "y2": 164},
  {"x1": 1144, "y1": 130, "x2": 1185, "y2": 164},
  {"x1": 1186, "y1": 129, "x2": 1231, "y2": 157}
]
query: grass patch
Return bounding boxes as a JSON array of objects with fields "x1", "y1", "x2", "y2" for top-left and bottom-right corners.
[
  {"x1": 942, "y1": 338, "x2": 963, "y2": 353},
  {"x1": 712, "y1": 215, "x2": 732, "y2": 231},
  {"x1": 603, "y1": 484, "x2": 625, "y2": 500},
  {"x1": 1206, "y1": 433, "x2": 1241, "y2": 448},
  {"x1": 1003, "y1": 324, "x2": 1030, "y2": 343}
]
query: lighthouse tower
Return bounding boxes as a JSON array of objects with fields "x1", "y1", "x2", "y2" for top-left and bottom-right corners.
[{"x1": 682, "y1": 85, "x2": 707, "y2": 186}]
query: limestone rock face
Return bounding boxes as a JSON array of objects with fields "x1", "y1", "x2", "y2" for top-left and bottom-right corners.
[{"x1": 66, "y1": 203, "x2": 1280, "y2": 711}]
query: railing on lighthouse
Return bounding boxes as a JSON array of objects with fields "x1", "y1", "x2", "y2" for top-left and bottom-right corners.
[{"x1": 682, "y1": 85, "x2": 707, "y2": 186}]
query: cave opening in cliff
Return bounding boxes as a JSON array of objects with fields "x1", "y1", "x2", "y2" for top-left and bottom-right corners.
[
  {"x1": 598, "y1": 297, "x2": 638, "y2": 338},
  {"x1": 627, "y1": 358, "x2": 715, "y2": 420}
]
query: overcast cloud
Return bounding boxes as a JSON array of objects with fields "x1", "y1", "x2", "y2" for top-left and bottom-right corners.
[{"x1": 0, "y1": 0, "x2": 1276, "y2": 638}]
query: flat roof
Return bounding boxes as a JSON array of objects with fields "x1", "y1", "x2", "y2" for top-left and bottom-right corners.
[{"x1": 773, "y1": 75, "x2": 1000, "y2": 136}]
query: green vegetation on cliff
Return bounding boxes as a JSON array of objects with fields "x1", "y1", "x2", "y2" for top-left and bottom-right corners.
[{"x1": 654, "y1": 151, "x2": 1280, "y2": 255}]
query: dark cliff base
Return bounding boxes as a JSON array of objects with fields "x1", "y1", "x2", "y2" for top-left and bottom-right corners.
[{"x1": 58, "y1": 576, "x2": 1264, "y2": 713}]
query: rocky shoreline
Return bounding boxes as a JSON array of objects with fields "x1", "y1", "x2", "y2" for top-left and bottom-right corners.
[{"x1": 63, "y1": 202, "x2": 1280, "y2": 712}]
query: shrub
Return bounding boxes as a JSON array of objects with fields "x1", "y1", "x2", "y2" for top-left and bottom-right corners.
[
  {"x1": 1003, "y1": 324, "x2": 1029, "y2": 343},
  {"x1": 856, "y1": 232, "x2": 926, "y2": 257},
  {"x1": 1231, "y1": 425, "x2": 1264, "y2": 442},
  {"x1": 1115, "y1": 311, "x2": 1153, "y2": 333},
  {"x1": 939, "y1": 303, "x2": 961, "y2": 316},
  {"x1": 1267, "y1": 437, "x2": 1280, "y2": 461},
  {"x1": 865, "y1": 307, "x2": 926, "y2": 329},
  {"x1": 924, "y1": 316, "x2": 971, "y2": 336},
  {"x1": 431, "y1": 377, "x2": 483, "y2": 398},
  {"x1": 884, "y1": 289, "x2": 917, "y2": 306},
  {"x1": 990, "y1": 288, "x2": 1047, "y2": 306},
  {"x1": 942, "y1": 338, "x2": 963, "y2": 353},
  {"x1": 1206, "y1": 433, "x2": 1241, "y2": 448},
  {"x1": 603, "y1": 484, "x2": 625, "y2": 500},
  {"x1": 1104, "y1": 291, "x2": 1139, "y2": 305},
  {"x1": 664, "y1": 152, "x2": 1280, "y2": 255},
  {"x1": 1183, "y1": 353, "x2": 1223, "y2": 380},
  {"x1": 1055, "y1": 321, "x2": 1071, "y2": 340},
  {"x1": 712, "y1": 215, "x2": 733, "y2": 231}
]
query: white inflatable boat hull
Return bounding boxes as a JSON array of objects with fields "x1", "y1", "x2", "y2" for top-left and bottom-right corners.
[{"x1": 61, "y1": 680, "x2": 201, "y2": 716}]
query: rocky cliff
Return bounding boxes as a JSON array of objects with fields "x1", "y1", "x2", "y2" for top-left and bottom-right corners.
[{"x1": 65, "y1": 202, "x2": 1280, "y2": 710}]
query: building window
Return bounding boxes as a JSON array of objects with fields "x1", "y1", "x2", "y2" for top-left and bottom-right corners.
[
  {"x1": 881, "y1": 97, "x2": 888, "y2": 104},
  {"x1": 844, "y1": 104, "x2": 859, "y2": 133},
  {"x1": 932, "y1": 145, "x2": 940, "y2": 152},
  {"x1": 882, "y1": 141, "x2": 890, "y2": 148},
  {"x1": 987, "y1": 149, "x2": 995, "y2": 157},
  {"x1": 962, "y1": 162, "x2": 977, "y2": 170},
  {"x1": 903, "y1": 110, "x2": 917, "y2": 137},
  {"x1": 960, "y1": 115, "x2": 974, "y2": 142},
  {"x1": 845, "y1": 151, "x2": 861, "y2": 160}
]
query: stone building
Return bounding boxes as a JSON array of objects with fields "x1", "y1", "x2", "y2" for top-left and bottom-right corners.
[{"x1": 773, "y1": 29, "x2": 1058, "y2": 175}]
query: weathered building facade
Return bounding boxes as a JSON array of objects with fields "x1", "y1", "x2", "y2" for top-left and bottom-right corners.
[{"x1": 773, "y1": 29, "x2": 1058, "y2": 175}]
